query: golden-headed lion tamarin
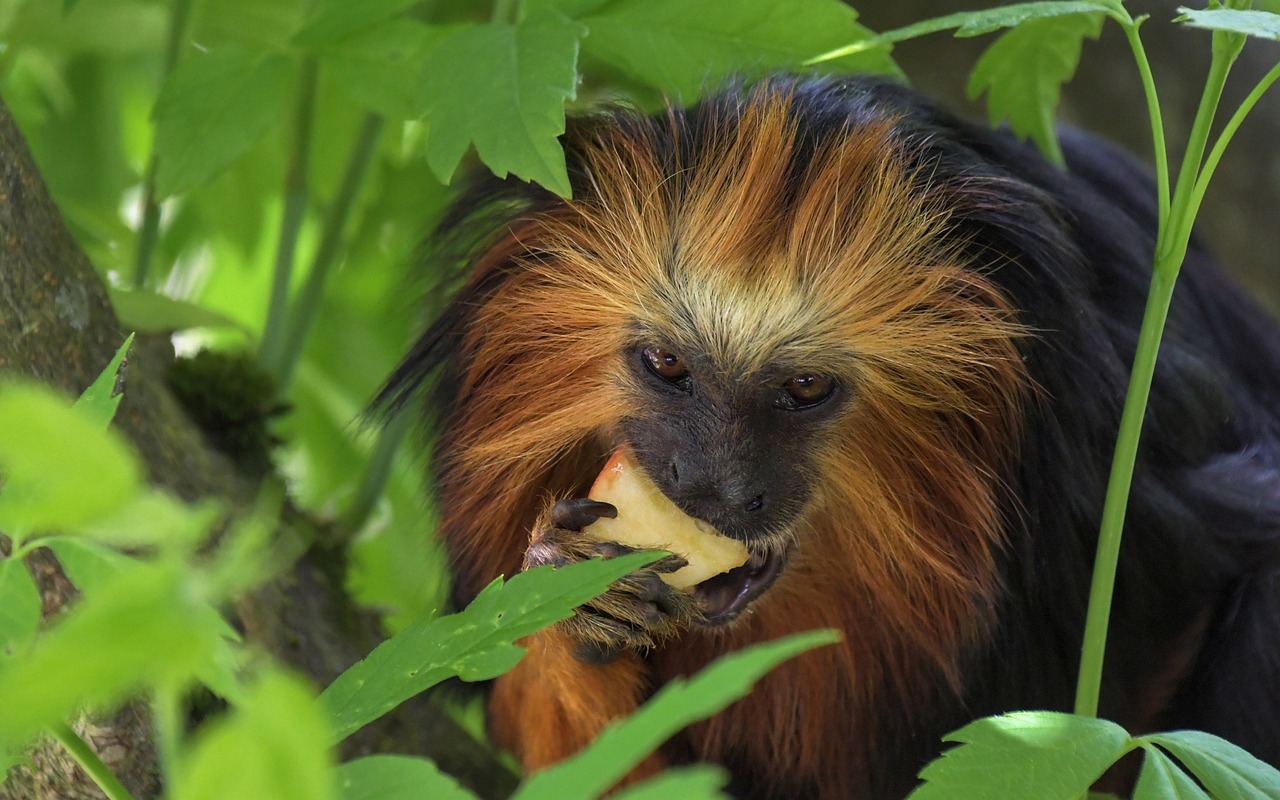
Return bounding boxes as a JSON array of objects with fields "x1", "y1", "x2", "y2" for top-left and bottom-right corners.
[{"x1": 381, "y1": 75, "x2": 1280, "y2": 798}]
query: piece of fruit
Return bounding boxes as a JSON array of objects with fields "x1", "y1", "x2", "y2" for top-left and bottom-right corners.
[{"x1": 584, "y1": 447, "x2": 750, "y2": 590}]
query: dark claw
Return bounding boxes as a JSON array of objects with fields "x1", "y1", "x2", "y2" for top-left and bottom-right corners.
[{"x1": 551, "y1": 498, "x2": 618, "y2": 531}]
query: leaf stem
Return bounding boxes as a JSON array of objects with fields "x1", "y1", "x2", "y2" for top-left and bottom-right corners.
[
  {"x1": 1119, "y1": 16, "x2": 1170, "y2": 227},
  {"x1": 131, "y1": 0, "x2": 193, "y2": 288},
  {"x1": 151, "y1": 685, "x2": 183, "y2": 788},
  {"x1": 1073, "y1": 20, "x2": 1243, "y2": 721},
  {"x1": 1188, "y1": 60, "x2": 1280, "y2": 229},
  {"x1": 259, "y1": 58, "x2": 319, "y2": 381},
  {"x1": 48, "y1": 721, "x2": 136, "y2": 800},
  {"x1": 275, "y1": 113, "x2": 384, "y2": 392}
]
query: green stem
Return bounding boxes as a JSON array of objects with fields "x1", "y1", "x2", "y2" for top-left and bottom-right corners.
[
  {"x1": 1120, "y1": 16, "x2": 1170, "y2": 227},
  {"x1": 275, "y1": 113, "x2": 384, "y2": 392},
  {"x1": 48, "y1": 721, "x2": 136, "y2": 800},
  {"x1": 339, "y1": 403, "x2": 413, "y2": 536},
  {"x1": 1188, "y1": 60, "x2": 1280, "y2": 228},
  {"x1": 151, "y1": 685, "x2": 182, "y2": 788},
  {"x1": 259, "y1": 58, "x2": 319, "y2": 380},
  {"x1": 492, "y1": 0, "x2": 519, "y2": 24},
  {"x1": 1073, "y1": 26, "x2": 1243, "y2": 721},
  {"x1": 131, "y1": 0, "x2": 192, "y2": 288},
  {"x1": 1159, "y1": 28, "x2": 1242, "y2": 258}
]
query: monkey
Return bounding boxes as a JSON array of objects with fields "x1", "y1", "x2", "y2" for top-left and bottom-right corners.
[{"x1": 379, "y1": 74, "x2": 1280, "y2": 798}]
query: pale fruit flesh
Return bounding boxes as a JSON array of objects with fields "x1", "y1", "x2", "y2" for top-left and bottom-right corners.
[{"x1": 583, "y1": 447, "x2": 750, "y2": 590}]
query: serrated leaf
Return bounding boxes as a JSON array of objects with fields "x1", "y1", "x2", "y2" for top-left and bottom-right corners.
[
  {"x1": 1177, "y1": 8, "x2": 1280, "y2": 41},
  {"x1": 909, "y1": 712, "x2": 1131, "y2": 800},
  {"x1": 173, "y1": 670, "x2": 335, "y2": 800},
  {"x1": 0, "y1": 561, "x2": 221, "y2": 746},
  {"x1": 108, "y1": 288, "x2": 247, "y2": 335},
  {"x1": 1146, "y1": 731, "x2": 1280, "y2": 800},
  {"x1": 0, "y1": 558, "x2": 40, "y2": 658},
  {"x1": 815, "y1": 0, "x2": 1114, "y2": 61},
  {"x1": 294, "y1": 0, "x2": 421, "y2": 45},
  {"x1": 511, "y1": 630, "x2": 839, "y2": 800},
  {"x1": 1134, "y1": 744, "x2": 1211, "y2": 800},
  {"x1": 584, "y1": 0, "x2": 897, "y2": 100},
  {"x1": 966, "y1": 13, "x2": 1104, "y2": 165},
  {"x1": 321, "y1": 19, "x2": 441, "y2": 119},
  {"x1": 420, "y1": 10, "x2": 583, "y2": 195},
  {"x1": 72, "y1": 334, "x2": 133, "y2": 430},
  {"x1": 320, "y1": 552, "x2": 659, "y2": 743},
  {"x1": 0, "y1": 382, "x2": 141, "y2": 544},
  {"x1": 154, "y1": 44, "x2": 294, "y2": 197},
  {"x1": 336, "y1": 755, "x2": 479, "y2": 800},
  {"x1": 611, "y1": 765, "x2": 730, "y2": 800}
]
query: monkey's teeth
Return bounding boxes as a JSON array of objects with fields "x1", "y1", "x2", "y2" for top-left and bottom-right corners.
[{"x1": 693, "y1": 547, "x2": 785, "y2": 624}]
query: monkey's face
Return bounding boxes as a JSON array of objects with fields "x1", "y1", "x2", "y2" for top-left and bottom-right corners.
[{"x1": 616, "y1": 333, "x2": 848, "y2": 623}]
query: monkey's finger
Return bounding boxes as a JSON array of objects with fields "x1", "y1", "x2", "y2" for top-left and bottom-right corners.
[
  {"x1": 552, "y1": 498, "x2": 618, "y2": 531},
  {"x1": 651, "y1": 553, "x2": 689, "y2": 574},
  {"x1": 572, "y1": 637, "x2": 626, "y2": 666}
]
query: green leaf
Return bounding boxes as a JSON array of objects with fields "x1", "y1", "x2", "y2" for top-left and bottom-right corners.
[
  {"x1": 1177, "y1": 8, "x2": 1280, "y2": 41},
  {"x1": 420, "y1": 10, "x2": 584, "y2": 195},
  {"x1": 66, "y1": 491, "x2": 220, "y2": 550},
  {"x1": 908, "y1": 712, "x2": 1131, "y2": 800},
  {"x1": 0, "y1": 561, "x2": 221, "y2": 746},
  {"x1": 1145, "y1": 731, "x2": 1280, "y2": 800},
  {"x1": 0, "y1": 557, "x2": 40, "y2": 658},
  {"x1": 966, "y1": 13, "x2": 1105, "y2": 166},
  {"x1": 320, "y1": 552, "x2": 659, "y2": 743},
  {"x1": 511, "y1": 630, "x2": 838, "y2": 800},
  {"x1": 294, "y1": 0, "x2": 421, "y2": 45},
  {"x1": 44, "y1": 538, "x2": 138, "y2": 595},
  {"x1": 336, "y1": 755, "x2": 478, "y2": 800},
  {"x1": 154, "y1": 44, "x2": 295, "y2": 197},
  {"x1": 611, "y1": 766, "x2": 730, "y2": 800},
  {"x1": 0, "y1": 382, "x2": 142, "y2": 544},
  {"x1": 173, "y1": 670, "x2": 335, "y2": 800},
  {"x1": 869, "y1": 1, "x2": 1117, "y2": 45},
  {"x1": 321, "y1": 19, "x2": 441, "y2": 119},
  {"x1": 108, "y1": 288, "x2": 248, "y2": 335},
  {"x1": 72, "y1": 334, "x2": 133, "y2": 431},
  {"x1": 1134, "y1": 744, "x2": 1211, "y2": 800},
  {"x1": 583, "y1": 0, "x2": 896, "y2": 100}
]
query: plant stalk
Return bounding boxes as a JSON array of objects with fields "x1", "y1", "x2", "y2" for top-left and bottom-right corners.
[
  {"x1": 131, "y1": 0, "x2": 193, "y2": 288},
  {"x1": 275, "y1": 113, "x2": 384, "y2": 392},
  {"x1": 48, "y1": 721, "x2": 136, "y2": 800},
  {"x1": 259, "y1": 58, "x2": 319, "y2": 380},
  {"x1": 1072, "y1": 22, "x2": 1244, "y2": 721}
]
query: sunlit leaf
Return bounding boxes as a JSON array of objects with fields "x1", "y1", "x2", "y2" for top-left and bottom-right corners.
[
  {"x1": 173, "y1": 670, "x2": 335, "y2": 800},
  {"x1": 909, "y1": 712, "x2": 1131, "y2": 800},
  {"x1": 72, "y1": 334, "x2": 133, "y2": 431},
  {"x1": 0, "y1": 561, "x2": 221, "y2": 746},
  {"x1": 966, "y1": 13, "x2": 1104, "y2": 165},
  {"x1": 0, "y1": 558, "x2": 40, "y2": 658},
  {"x1": 511, "y1": 631, "x2": 838, "y2": 799},
  {"x1": 1133, "y1": 744, "x2": 1211, "y2": 800},
  {"x1": 419, "y1": 10, "x2": 584, "y2": 195},
  {"x1": 294, "y1": 0, "x2": 421, "y2": 45},
  {"x1": 336, "y1": 754, "x2": 478, "y2": 800},
  {"x1": 583, "y1": 0, "x2": 897, "y2": 100},
  {"x1": 321, "y1": 19, "x2": 441, "y2": 119},
  {"x1": 611, "y1": 766, "x2": 730, "y2": 800},
  {"x1": 1177, "y1": 8, "x2": 1280, "y2": 41},
  {"x1": 108, "y1": 289, "x2": 248, "y2": 335},
  {"x1": 320, "y1": 553, "x2": 658, "y2": 743},
  {"x1": 1145, "y1": 731, "x2": 1280, "y2": 800},
  {"x1": 154, "y1": 44, "x2": 295, "y2": 197},
  {"x1": 0, "y1": 382, "x2": 141, "y2": 544}
]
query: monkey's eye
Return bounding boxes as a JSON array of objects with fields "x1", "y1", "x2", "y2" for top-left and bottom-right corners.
[
  {"x1": 779, "y1": 374, "x2": 835, "y2": 409},
  {"x1": 641, "y1": 346, "x2": 689, "y2": 383}
]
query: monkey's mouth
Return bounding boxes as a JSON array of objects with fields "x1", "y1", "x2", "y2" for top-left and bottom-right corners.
[{"x1": 692, "y1": 549, "x2": 785, "y2": 624}]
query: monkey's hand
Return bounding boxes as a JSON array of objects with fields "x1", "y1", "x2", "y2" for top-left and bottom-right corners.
[{"x1": 525, "y1": 497, "x2": 700, "y2": 664}]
